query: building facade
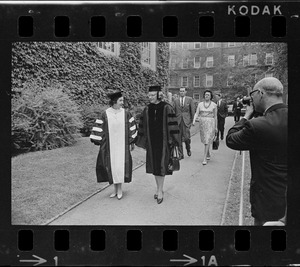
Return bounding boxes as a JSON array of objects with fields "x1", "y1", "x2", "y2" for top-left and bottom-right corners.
[{"x1": 168, "y1": 42, "x2": 285, "y2": 103}]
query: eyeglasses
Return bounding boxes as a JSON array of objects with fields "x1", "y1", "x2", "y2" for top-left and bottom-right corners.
[{"x1": 249, "y1": 89, "x2": 260, "y2": 97}]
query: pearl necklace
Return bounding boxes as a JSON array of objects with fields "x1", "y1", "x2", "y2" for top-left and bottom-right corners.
[{"x1": 204, "y1": 101, "x2": 211, "y2": 109}]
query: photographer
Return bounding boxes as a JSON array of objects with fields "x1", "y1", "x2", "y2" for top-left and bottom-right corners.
[{"x1": 226, "y1": 77, "x2": 288, "y2": 226}]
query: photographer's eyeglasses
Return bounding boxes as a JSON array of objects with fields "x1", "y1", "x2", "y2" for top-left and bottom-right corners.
[{"x1": 250, "y1": 89, "x2": 260, "y2": 98}]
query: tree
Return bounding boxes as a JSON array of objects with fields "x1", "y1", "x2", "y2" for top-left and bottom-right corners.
[{"x1": 214, "y1": 43, "x2": 288, "y2": 103}]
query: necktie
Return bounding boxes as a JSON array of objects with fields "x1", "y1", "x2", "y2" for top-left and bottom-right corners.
[{"x1": 181, "y1": 97, "x2": 184, "y2": 107}]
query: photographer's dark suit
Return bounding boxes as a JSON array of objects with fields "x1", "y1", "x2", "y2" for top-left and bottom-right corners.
[
  {"x1": 233, "y1": 101, "x2": 243, "y2": 122},
  {"x1": 174, "y1": 96, "x2": 195, "y2": 157},
  {"x1": 216, "y1": 99, "x2": 228, "y2": 140},
  {"x1": 226, "y1": 103, "x2": 288, "y2": 224}
]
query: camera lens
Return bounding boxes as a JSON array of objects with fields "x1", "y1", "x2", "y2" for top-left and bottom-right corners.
[
  {"x1": 242, "y1": 99, "x2": 250, "y2": 105},
  {"x1": 242, "y1": 97, "x2": 251, "y2": 105}
]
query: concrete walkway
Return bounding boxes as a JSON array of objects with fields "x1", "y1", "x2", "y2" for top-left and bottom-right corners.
[{"x1": 49, "y1": 117, "x2": 236, "y2": 225}]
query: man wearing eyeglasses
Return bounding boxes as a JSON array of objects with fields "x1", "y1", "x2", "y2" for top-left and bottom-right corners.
[{"x1": 226, "y1": 77, "x2": 288, "y2": 226}]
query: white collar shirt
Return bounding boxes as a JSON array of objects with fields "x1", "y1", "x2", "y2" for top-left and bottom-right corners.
[{"x1": 180, "y1": 96, "x2": 185, "y2": 106}]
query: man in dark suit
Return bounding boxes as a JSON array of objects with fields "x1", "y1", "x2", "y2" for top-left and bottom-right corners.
[
  {"x1": 233, "y1": 97, "x2": 244, "y2": 122},
  {"x1": 226, "y1": 77, "x2": 287, "y2": 225},
  {"x1": 173, "y1": 87, "x2": 195, "y2": 158},
  {"x1": 215, "y1": 93, "x2": 228, "y2": 140}
]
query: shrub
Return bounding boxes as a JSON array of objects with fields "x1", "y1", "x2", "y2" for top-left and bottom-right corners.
[{"x1": 12, "y1": 85, "x2": 83, "y2": 155}]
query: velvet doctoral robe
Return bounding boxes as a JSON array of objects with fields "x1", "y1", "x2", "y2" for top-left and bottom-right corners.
[{"x1": 136, "y1": 101, "x2": 180, "y2": 176}]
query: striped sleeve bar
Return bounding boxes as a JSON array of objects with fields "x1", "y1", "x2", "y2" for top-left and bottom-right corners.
[
  {"x1": 167, "y1": 106, "x2": 180, "y2": 146},
  {"x1": 129, "y1": 115, "x2": 138, "y2": 143},
  {"x1": 90, "y1": 118, "x2": 104, "y2": 145}
]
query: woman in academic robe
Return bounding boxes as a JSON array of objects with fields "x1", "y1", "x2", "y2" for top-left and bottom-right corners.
[
  {"x1": 90, "y1": 91, "x2": 137, "y2": 200},
  {"x1": 136, "y1": 85, "x2": 181, "y2": 204}
]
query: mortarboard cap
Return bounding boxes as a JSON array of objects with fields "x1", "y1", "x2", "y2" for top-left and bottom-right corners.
[
  {"x1": 148, "y1": 85, "x2": 162, "y2": 92},
  {"x1": 107, "y1": 90, "x2": 123, "y2": 100}
]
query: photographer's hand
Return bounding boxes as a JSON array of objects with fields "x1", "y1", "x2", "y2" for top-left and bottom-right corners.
[{"x1": 243, "y1": 103, "x2": 254, "y2": 120}]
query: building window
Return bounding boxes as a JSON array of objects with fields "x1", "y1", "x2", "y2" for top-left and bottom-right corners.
[
  {"x1": 227, "y1": 76, "x2": 234, "y2": 86},
  {"x1": 182, "y1": 59, "x2": 188, "y2": 69},
  {"x1": 194, "y1": 76, "x2": 200, "y2": 87},
  {"x1": 265, "y1": 53, "x2": 274, "y2": 65},
  {"x1": 182, "y1": 42, "x2": 189, "y2": 49},
  {"x1": 194, "y1": 42, "x2": 201, "y2": 49},
  {"x1": 194, "y1": 56, "x2": 201, "y2": 68},
  {"x1": 250, "y1": 53, "x2": 257, "y2": 65},
  {"x1": 206, "y1": 56, "x2": 214, "y2": 68},
  {"x1": 182, "y1": 76, "x2": 188, "y2": 87},
  {"x1": 207, "y1": 42, "x2": 214, "y2": 48},
  {"x1": 170, "y1": 42, "x2": 176, "y2": 49},
  {"x1": 228, "y1": 42, "x2": 235, "y2": 47},
  {"x1": 193, "y1": 93, "x2": 200, "y2": 100},
  {"x1": 170, "y1": 58, "x2": 176, "y2": 69},
  {"x1": 206, "y1": 75, "x2": 213, "y2": 87},
  {"x1": 96, "y1": 42, "x2": 120, "y2": 56},
  {"x1": 141, "y1": 42, "x2": 156, "y2": 71},
  {"x1": 265, "y1": 73, "x2": 273, "y2": 78},
  {"x1": 243, "y1": 54, "x2": 250, "y2": 66},
  {"x1": 188, "y1": 59, "x2": 194, "y2": 68},
  {"x1": 228, "y1": 55, "x2": 235, "y2": 66}
]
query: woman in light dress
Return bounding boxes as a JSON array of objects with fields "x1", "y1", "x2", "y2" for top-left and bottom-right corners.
[
  {"x1": 90, "y1": 91, "x2": 137, "y2": 200},
  {"x1": 192, "y1": 90, "x2": 218, "y2": 165}
]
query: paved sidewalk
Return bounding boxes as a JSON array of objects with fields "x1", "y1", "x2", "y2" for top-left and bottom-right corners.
[{"x1": 49, "y1": 117, "x2": 236, "y2": 225}]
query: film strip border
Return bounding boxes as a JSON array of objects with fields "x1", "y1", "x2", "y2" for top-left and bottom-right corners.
[
  {"x1": 15, "y1": 14, "x2": 287, "y2": 39},
  {"x1": 0, "y1": 227, "x2": 292, "y2": 266},
  {"x1": 1, "y1": 1, "x2": 300, "y2": 266},
  {"x1": 0, "y1": 2, "x2": 299, "y2": 40}
]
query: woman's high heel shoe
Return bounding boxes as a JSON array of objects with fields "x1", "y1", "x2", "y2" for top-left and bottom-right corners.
[
  {"x1": 202, "y1": 161, "x2": 207, "y2": 165},
  {"x1": 117, "y1": 192, "x2": 123, "y2": 200},
  {"x1": 157, "y1": 192, "x2": 164, "y2": 204},
  {"x1": 110, "y1": 193, "x2": 117, "y2": 198}
]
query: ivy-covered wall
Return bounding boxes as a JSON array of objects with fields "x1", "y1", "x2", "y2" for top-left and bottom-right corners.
[{"x1": 12, "y1": 42, "x2": 170, "y2": 107}]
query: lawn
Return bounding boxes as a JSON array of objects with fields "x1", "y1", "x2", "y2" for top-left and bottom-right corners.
[
  {"x1": 12, "y1": 124, "x2": 201, "y2": 225},
  {"x1": 11, "y1": 137, "x2": 146, "y2": 225},
  {"x1": 222, "y1": 151, "x2": 253, "y2": 226}
]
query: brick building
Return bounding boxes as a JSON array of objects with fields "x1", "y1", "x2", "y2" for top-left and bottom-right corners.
[{"x1": 168, "y1": 42, "x2": 286, "y2": 103}]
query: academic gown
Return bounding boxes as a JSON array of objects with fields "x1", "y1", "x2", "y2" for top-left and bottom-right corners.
[
  {"x1": 90, "y1": 108, "x2": 137, "y2": 184},
  {"x1": 136, "y1": 101, "x2": 180, "y2": 176}
]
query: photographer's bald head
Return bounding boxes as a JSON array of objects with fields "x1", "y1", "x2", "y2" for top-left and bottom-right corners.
[{"x1": 250, "y1": 77, "x2": 284, "y2": 114}]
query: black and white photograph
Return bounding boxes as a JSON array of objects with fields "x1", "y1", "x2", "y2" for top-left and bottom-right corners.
[{"x1": 11, "y1": 41, "x2": 288, "y2": 226}]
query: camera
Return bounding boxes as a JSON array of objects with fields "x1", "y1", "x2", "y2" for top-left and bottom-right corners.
[{"x1": 242, "y1": 96, "x2": 251, "y2": 105}]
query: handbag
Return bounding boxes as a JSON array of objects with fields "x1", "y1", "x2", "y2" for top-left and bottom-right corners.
[
  {"x1": 212, "y1": 135, "x2": 219, "y2": 150},
  {"x1": 168, "y1": 145, "x2": 180, "y2": 172}
]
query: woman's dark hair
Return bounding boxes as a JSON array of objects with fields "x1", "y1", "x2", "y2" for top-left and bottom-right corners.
[
  {"x1": 203, "y1": 89, "x2": 213, "y2": 100},
  {"x1": 109, "y1": 96, "x2": 122, "y2": 107}
]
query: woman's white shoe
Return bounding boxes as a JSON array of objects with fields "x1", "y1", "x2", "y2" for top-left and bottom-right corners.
[{"x1": 110, "y1": 193, "x2": 117, "y2": 198}]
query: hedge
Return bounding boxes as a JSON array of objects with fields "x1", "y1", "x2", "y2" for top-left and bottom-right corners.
[{"x1": 11, "y1": 84, "x2": 83, "y2": 155}]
